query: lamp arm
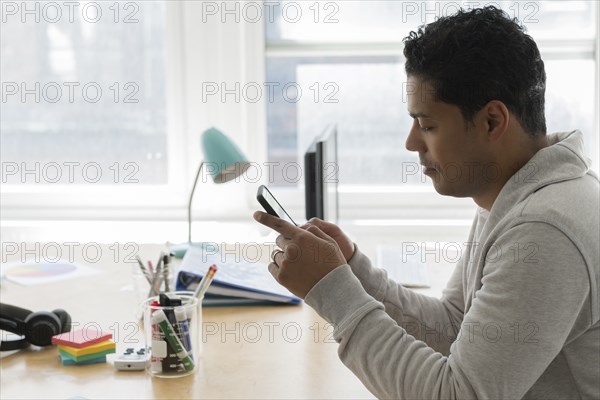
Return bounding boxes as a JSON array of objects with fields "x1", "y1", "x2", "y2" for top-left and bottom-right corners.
[{"x1": 188, "y1": 161, "x2": 204, "y2": 243}]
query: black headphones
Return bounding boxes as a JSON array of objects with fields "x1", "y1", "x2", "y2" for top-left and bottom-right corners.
[{"x1": 0, "y1": 303, "x2": 71, "y2": 351}]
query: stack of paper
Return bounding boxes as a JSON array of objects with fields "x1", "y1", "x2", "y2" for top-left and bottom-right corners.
[{"x1": 52, "y1": 328, "x2": 115, "y2": 366}]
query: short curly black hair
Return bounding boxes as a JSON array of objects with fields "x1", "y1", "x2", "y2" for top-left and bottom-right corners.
[{"x1": 403, "y1": 6, "x2": 546, "y2": 136}]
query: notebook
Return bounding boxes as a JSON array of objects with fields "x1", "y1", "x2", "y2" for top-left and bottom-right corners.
[{"x1": 175, "y1": 245, "x2": 301, "y2": 306}]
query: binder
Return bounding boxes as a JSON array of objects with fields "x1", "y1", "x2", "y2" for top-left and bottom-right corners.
[{"x1": 175, "y1": 245, "x2": 301, "y2": 306}]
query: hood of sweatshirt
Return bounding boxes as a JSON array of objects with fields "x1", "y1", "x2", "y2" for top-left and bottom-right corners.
[{"x1": 490, "y1": 130, "x2": 595, "y2": 218}]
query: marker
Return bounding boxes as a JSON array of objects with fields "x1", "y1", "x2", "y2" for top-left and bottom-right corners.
[
  {"x1": 174, "y1": 306, "x2": 192, "y2": 354},
  {"x1": 152, "y1": 309, "x2": 194, "y2": 371},
  {"x1": 193, "y1": 264, "x2": 218, "y2": 299}
]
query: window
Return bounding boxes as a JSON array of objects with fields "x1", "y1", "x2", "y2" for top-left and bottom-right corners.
[
  {"x1": 1, "y1": 1, "x2": 168, "y2": 185},
  {"x1": 265, "y1": 0, "x2": 599, "y2": 196},
  {"x1": 0, "y1": 2, "x2": 199, "y2": 219}
]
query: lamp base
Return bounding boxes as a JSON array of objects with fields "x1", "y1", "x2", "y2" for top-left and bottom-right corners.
[{"x1": 169, "y1": 242, "x2": 216, "y2": 259}]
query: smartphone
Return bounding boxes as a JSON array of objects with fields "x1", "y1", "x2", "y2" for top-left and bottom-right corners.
[{"x1": 256, "y1": 185, "x2": 297, "y2": 226}]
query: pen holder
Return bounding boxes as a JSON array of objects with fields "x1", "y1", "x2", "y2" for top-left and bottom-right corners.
[{"x1": 142, "y1": 291, "x2": 200, "y2": 378}]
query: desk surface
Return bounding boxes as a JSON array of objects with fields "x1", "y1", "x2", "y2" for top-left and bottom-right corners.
[
  {"x1": 0, "y1": 243, "x2": 454, "y2": 399},
  {"x1": 0, "y1": 244, "x2": 376, "y2": 400}
]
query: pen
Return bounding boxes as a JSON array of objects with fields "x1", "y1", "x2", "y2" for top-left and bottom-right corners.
[
  {"x1": 136, "y1": 255, "x2": 151, "y2": 283},
  {"x1": 155, "y1": 255, "x2": 164, "y2": 292},
  {"x1": 147, "y1": 260, "x2": 154, "y2": 274},
  {"x1": 162, "y1": 254, "x2": 171, "y2": 292},
  {"x1": 147, "y1": 259, "x2": 154, "y2": 280},
  {"x1": 193, "y1": 264, "x2": 218, "y2": 299},
  {"x1": 152, "y1": 309, "x2": 194, "y2": 371},
  {"x1": 148, "y1": 261, "x2": 164, "y2": 298},
  {"x1": 155, "y1": 252, "x2": 164, "y2": 274}
]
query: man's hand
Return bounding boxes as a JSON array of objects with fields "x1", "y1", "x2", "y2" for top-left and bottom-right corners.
[
  {"x1": 300, "y1": 218, "x2": 356, "y2": 262},
  {"x1": 253, "y1": 211, "x2": 347, "y2": 299}
]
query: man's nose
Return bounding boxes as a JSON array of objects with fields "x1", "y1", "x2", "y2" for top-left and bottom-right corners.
[{"x1": 405, "y1": 121, "x2": 426, "y2": 153}]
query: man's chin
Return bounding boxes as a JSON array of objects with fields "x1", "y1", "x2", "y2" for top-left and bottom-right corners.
[
  {"x1": 430, "y1": 180, "x2": 472, "y2": 198},
  {"x1": 430, "y1": 178, "x2": 457, "y2": 196},
  {"x1": 431, "y1": 181, "x2": 448, "y2": 195}
]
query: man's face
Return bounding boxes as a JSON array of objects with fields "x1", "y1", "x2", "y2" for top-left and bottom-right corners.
[{"x1": 405, "y1": 76, "x2": 494, "y2": 198}]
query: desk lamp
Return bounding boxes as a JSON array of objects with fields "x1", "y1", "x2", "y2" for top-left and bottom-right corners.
[{"x1": 170, "y1": 127, "x2": 250, "y2": 258}]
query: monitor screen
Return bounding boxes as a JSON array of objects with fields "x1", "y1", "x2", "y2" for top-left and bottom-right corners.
[
  {"x1": 303, "y1": 150, "x2": 317, "y2": 220},
  {"x1": 304, "y1": 124, "x2": 338, "y2": 223}
]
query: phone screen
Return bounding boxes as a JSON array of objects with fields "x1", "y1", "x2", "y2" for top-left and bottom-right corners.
[{"x1": 257, "y1": 185, "x2": 297, "y2": 226}]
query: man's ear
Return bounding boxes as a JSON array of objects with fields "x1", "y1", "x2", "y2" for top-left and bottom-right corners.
[{"x1": 484, "y1": 100, "x2": 510, "y2": 141}]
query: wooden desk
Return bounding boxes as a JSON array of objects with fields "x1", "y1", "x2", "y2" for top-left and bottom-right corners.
[{"x1": 0, "y1": 244, "x2": 375, "y2": 399}]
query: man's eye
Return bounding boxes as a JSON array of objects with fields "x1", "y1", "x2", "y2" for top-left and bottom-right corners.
[{"x1": 420, "y1": 126, "x2": 432, "y2": 132}]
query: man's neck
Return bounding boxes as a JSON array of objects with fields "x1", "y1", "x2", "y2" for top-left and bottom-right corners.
[{"x1": 474, "y1": 134, "x2": 550, "y2": 211}]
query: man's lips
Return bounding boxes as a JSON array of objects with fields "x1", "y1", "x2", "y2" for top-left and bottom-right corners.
[{"x1": 421, "y1": 164, "x2": 437, "y2": 174}]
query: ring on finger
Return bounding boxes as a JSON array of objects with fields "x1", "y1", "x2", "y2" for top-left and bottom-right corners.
[{"x1": 271, "y1": 249, "x2": 284, "y2": 264}]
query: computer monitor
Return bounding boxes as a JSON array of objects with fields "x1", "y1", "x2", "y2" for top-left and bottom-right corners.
[{"x1": 304, "y1": 124, "x2": 339, "y2": 223}]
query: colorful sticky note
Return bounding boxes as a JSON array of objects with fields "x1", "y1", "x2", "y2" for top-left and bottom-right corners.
[
  {"x1": 59, "y1": 354, "x2": 107, "y2": 366},
  {"x1": 52, "y1": 328, "x2": 112, "y2": 348},
  {"x1": 59, "y1": 340, "x2": 116, "y2": 357},
  {"x1": 58, "y1": 347, "x2": 116, "y2": 363}
]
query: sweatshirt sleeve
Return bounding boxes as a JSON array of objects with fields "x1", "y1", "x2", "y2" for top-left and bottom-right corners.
[
  {"x1": 305, "y1": 223, "x2": 590, "y2": 399},
  {"x1": 346, "y1": 244, "x2": 466, "y2": 354}
]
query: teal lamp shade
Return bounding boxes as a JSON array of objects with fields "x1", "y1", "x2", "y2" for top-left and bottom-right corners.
[{"x1": 201, "y1": 127, "x2": 250, "y2": 183}]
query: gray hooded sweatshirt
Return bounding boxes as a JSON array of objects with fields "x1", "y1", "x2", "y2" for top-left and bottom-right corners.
[{"x1": 305, "y1": 130, "x2": 600, "y2": 399}]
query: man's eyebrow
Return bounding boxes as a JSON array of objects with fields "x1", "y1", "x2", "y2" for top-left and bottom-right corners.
[{"x1": 408, "y1": 112, "x2": 431, "y2": 119}]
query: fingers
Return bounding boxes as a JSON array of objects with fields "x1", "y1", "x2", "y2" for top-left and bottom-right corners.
[
  {"x1": 268, "y1": 249, "x2": 285, "y2": 282},
  {"x1": 253, "y1": 211, "x2": 298, "y2": 237},
  {"x1": 308, "y1": 217, "x2": 324, "y2": 225},
  {"x1": 267, "y1": 262, "x2": 279, "y2": 280},
  {"x1": 306, "y1": 224, "x2": 333, "y2": 242},
  {"x1": 272, "y1": 249, "x2": 285, "y2": 266},
  {"x1": 298, "y1": 217, "x2": 323, "y2": 230},
  {"x1": 275, "y1": 234, "x2": 290, "y2": 249},
  {"x1": 264, "y1": 220, "x2": 346, "y2": 299},
  {"x1": 306, "y1": 217, "x2": 341, "y2": 234},
  {"x1": 308, "y1": 217, "x2": 334, "y2": 230}
]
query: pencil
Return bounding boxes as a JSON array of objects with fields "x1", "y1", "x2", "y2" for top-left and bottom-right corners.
[{"x1": 193, "y1": 264, "x2": 218, "y2": 299}]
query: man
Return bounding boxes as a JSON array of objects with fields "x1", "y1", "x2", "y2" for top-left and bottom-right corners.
[{"x1": 254, "y1": 6, "x2": 599, "y2": 399}]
